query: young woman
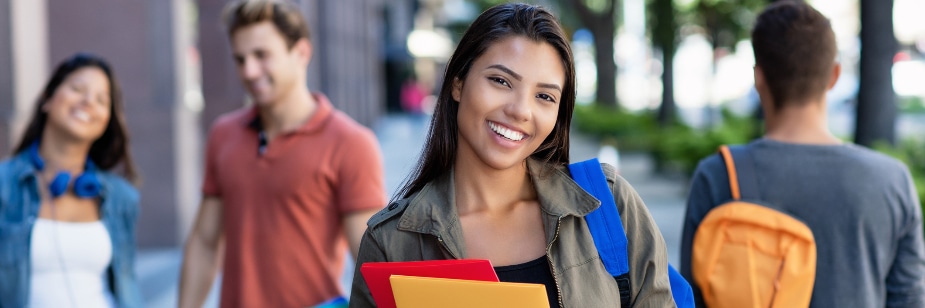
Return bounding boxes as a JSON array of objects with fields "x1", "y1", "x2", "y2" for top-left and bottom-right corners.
[
  {"x1": 0, "y1": 53, "x2": 142, "y2": 307},
  {"x1": 350, "y1": 3, "x2": 674, "y2": 307}
]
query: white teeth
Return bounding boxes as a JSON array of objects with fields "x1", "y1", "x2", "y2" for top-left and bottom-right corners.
[
  {"x1": 489, "y1": 121, "x2": 525, "y2": 141},
  {"x1": 73, "y1": 110, "x2": 90, "y2": 122}
]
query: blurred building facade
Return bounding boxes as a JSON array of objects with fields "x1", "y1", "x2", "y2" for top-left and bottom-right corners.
[{"x1": 0, "y1": 0, "x2": 413, "y2": 248}]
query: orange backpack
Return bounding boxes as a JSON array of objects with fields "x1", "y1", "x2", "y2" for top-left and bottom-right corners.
[{"x1": 692, "y1": 145, "x2": 817, "y2": 308}]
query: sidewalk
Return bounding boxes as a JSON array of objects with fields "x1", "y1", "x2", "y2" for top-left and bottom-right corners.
[{"x1": 136, "y1": 113, "x2": 689, "y2": 306}]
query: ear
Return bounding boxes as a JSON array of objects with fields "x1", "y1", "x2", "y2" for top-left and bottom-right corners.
[
  {"x1": 293, "y1": 38, "x2": 312, "y2": 67},
  {"x1": 753, "y1": 66, "x2": 766, "y2": 93},
  {"x1": 753, "y1": 66, "x2": 773, "y2": 111},
  {"x1": 452, "y1": 77, "x2": 463, "y2": 102},
  {"x1": 827, "y1": 62, "x2": 841, "y2": 90}
]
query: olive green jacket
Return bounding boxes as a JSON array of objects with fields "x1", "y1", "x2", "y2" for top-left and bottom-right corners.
[{"x1": 349, "y1": 159, "x2": 675, "y2": 307}]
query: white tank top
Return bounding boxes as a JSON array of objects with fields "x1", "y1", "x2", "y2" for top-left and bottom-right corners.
[{"x1": 29, "y1": 218, "x2": 116, "y2": 308}]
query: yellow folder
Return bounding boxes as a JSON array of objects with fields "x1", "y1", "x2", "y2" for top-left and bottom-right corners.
[{"x1": 389, "y1": 275, "x2": 550, "y2": 308}]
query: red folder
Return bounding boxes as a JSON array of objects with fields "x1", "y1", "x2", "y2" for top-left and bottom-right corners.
[{"x1": 360, "y1": 259, "x2": 499, "y2": 308}]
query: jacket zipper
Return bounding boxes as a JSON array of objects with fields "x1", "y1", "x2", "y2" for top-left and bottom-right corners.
[
  {"x1": 436, "y1": 236, "x2": 459, "y2": 259},
  {"x1": 439, "y1": 219, "x2": 563, "y2": 306},
  {"x1": 546, "y1": 216, "x2": 564, "y2": 308}
]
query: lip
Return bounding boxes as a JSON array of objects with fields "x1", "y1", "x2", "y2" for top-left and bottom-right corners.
[
  {"x1": 487, "y1": 120, "x2": 529, "y2": 147},
  {"x1": 248, "y1": 86, "x2": 267, "y2": 95},
  {"x1": 247, "y1": 78, "x2": 271, "y2": 94}
]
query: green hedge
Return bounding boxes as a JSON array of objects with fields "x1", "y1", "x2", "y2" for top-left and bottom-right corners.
[
  {"x1": 651, "y1": 109, "x2": 758, "y2": 174},
  {"x1": 572, "y1": 104, "x2": 658, "y2": 151},
  {"x1": 899, "y1": 96, "x2": 925, "y2": 114},
  {"x1": 572, "y1": 104, "x2": 757, "y2": 174},
  {"x1": 876, "y1": 139, "x2": 925, "y2": 216}
]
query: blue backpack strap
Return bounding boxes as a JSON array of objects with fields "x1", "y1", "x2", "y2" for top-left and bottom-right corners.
[
  {"x1": 571, "y1": 158, "x2": 695, "y2": 308},
  {"x1": 668, "y1": 267, "x2": 695, "y2": 307},
  {"x1": 568, "y1": 158, "x2": 632, "y2": 306}
]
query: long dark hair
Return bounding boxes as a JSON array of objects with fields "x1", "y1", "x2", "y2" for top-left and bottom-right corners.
[
  {"x1": 14, "y1": 53, "x2": 138, "y2": 183},
  {"x1": 395, "y1": 3, "x2": 576, "y2": 200}
]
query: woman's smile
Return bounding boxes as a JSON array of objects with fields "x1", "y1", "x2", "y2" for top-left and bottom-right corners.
[
  {"x1": 453, "y1": 35, "x2": 565, "y2": 170},
  {"x1": 488, "y1": 120, "x2": 527, "y2": 142},
  {"x1": 70, "y1": 108, "x2": 91, "y2": 123}
]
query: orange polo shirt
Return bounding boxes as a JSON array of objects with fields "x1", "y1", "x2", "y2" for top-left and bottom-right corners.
[{"x1": 202, "y1": 93, "x2": 385, "y2": 307}]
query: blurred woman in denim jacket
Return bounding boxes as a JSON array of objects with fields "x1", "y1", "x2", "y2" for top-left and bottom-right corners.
[{"x1": 0, "y1": 53, "x2": 142, "y2": 307}]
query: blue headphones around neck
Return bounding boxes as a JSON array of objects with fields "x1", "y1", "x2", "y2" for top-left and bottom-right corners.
[{"x1": 28, "y1": 142, "x2": 101, "y2": 199}]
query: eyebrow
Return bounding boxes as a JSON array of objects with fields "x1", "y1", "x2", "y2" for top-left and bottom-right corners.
[
  {"x1": 487, "y1": 64, "x2": 521, "y2": 81},
  {"x1": 487, "y1": 64, "x2": 562, "y2": 92},
  {"x1": 538, "y1": 82, "x2": 562, "y2": 92}
]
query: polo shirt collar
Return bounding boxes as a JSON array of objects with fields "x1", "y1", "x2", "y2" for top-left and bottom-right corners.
[{"x1": 246, "y1": 92, "x2": 334, "y2": 134}]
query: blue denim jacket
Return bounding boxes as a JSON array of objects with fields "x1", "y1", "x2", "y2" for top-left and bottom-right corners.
[{"x1": 0, "y1": 151, "x2": 143, "y2": 307}]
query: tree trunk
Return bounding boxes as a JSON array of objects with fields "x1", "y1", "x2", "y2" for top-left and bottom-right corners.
[
  {"x1": 855, "y1": 0, "x2": 897, "y2": 147},
  {"x1": 658, "y1": 48, "x2": 675, "y2": 125},
  {"x1": 569, "y1": 0, "x2": 618, "y2": 108},
  {"x1": 653, "y1": 0, "x2": 676, "y2": 126},
  {"x1": 593, "y1": 22, "x2": 617, "y2": 108}
]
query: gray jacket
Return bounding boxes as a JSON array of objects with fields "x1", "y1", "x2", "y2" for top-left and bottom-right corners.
[{"x1": 350, "y1": 159, "x2": 675, "y2": 307}]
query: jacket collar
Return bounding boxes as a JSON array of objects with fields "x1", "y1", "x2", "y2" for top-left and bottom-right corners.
[
  {"x1": 14, "y1": 150, "x2": 44, "y2": 183},
  {"x1": 396, "y1": 158, "x2": 601, "y2": 257}
]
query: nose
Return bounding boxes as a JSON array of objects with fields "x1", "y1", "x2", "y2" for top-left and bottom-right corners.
[
  {"x1": 240, "y1": 57, "x2": 261, "y2": 80},
  {"x1": 78, "y1": 91, "x2": 94, "y2": 107},
  {"x1": 504, "y1": 91, "x2": 532, "y2": 123}
]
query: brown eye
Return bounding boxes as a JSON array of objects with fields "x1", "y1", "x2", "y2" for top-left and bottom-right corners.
[
  {"x1": 96, "y1": 94, "x2": 110, "y2": 107},
  {"x1": 489, "y1": 77, "x2": 510, "y2": 88},
  {"x1": 537, "y1": 93, "x2": 556, "y2": 103}
]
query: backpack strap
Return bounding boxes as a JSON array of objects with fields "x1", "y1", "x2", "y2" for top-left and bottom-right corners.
[
  {"x1": 568, "y1": 158, "x2": 632, "y2": 307},
  {"x1": 718, "y1": 145, "x2": 760, "y2": 201}
]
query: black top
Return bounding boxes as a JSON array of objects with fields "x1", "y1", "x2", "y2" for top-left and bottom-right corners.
[{"x1": 494, "y1": 256, "x2": 560, "y2": 308}]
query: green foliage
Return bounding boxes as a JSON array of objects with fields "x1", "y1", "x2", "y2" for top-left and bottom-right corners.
[
  {"x1": 652, "y1": 108, "x2": 758, "y2": 174},
  {"x1": 875, "y1": 139, "x2": 925, "y2": 221},
  {"x1": 573, "y1": 104, "x2": 759, "y2": 174},
  {"x1": 579, "y1": 0, "x2": 612, "y2": 14},
  {"x1": 467, "y1": 0, "x2": 552, "y2": 14},
  {"x1": 671, "y1": 0, "x2": 766, "y2": 50},
  {"x1": 899, "y1": 96, "x2": 925, "y2": 114},
  {"x1": 455, "y1": 1, "x2": 577, "y2": 41},
  {"x1": 572, "y1": 104, "x2": 659, "y2": 151},
  {"x1": 648, "y1": 0, "x2": 679, "y2": 50}
]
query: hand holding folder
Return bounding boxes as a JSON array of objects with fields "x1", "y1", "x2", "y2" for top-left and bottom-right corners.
[
  {"x1": 390, "y1": 275, "x2": 550, "y2": 308},
  {"x1": 360, "y1": 259, "x2": 500, "y2": 308}
]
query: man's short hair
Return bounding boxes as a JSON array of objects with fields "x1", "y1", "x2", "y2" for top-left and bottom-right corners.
[
  {"x1": 222, "y1": 0, "x2": 310, "y2": 48},
  {"x1": 752, "y1": 1, "x2": 837, "y2": 109}
]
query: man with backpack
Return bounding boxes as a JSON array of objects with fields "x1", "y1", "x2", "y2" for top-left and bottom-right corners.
[{"x1": 681, "y1": 1, "x2": 925, "y2": 307}]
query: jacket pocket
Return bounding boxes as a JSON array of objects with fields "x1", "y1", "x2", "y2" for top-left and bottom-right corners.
[{"x1": 0, "y1": 223, "x2": 28, "y2": 266}]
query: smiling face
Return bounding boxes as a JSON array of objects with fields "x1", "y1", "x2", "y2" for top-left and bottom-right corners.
[
  {"x1": 453, "y1": 35, "x2": 565, "y2": 171},
  {"x1": 231, "y1": 21, "x2": 310, "y2": 107},
  {"x1": 42, "y1": 67, "x2": 112, "y2": 143}
]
